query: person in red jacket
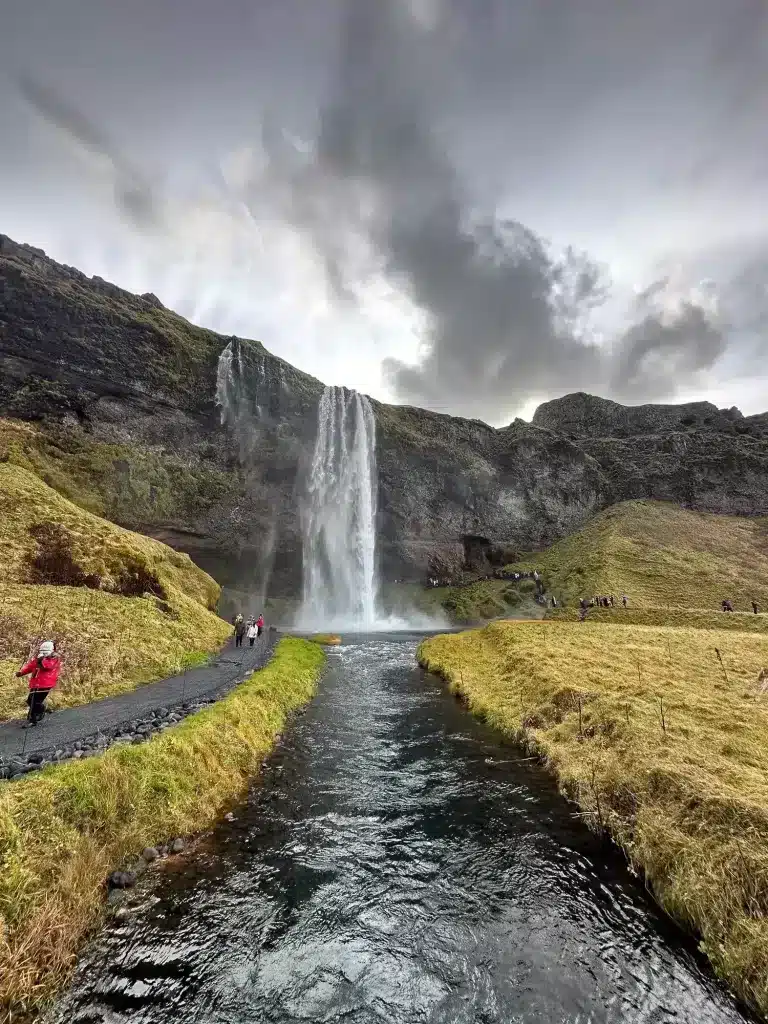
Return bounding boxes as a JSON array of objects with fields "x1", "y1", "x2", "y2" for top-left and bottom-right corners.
[
  {"x1": 256, "y1": 613, "x2": 264, "y2": 638},
  {"x1": 16, "y1": 640, "x2": 61, "y2": 726}
]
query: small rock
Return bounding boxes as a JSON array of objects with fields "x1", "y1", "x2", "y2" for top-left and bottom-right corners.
[
  {"x1": 142, "y1": 847, "x2": 159, "y2": 863},
  {"x1": 27, "y1": 753, "x2": 44, "y2": 765},
  {"x1": 224, "y1": 812, "x2": 235, "y2": 822},
  {"x1": 72, "y1": 750, "x2": 85, "y2": 759},
  {"x1": 169, "y1": 838, "x2": 185, "y2": 854},
  {"x1": 131, "y1": 736, "x2": 143, "y2": 745},
  {"x1": 108, "y1": 870, "x2": 137, "y2": 890},
  {"x1": 114, "y1": 906, "x2": 131, "y2": 922},
  {"x1": 74, "y1": 741, "x2": 83, "y2": 751}
]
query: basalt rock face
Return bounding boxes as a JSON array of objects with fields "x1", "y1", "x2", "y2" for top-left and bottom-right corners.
[{"x1": 1, "y1": 233, "x2": 767, "y2": 597}]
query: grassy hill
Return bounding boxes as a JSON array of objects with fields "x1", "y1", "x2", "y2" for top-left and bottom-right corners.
[
  {"x1": 0, "y1": 462, "x2": 230, "y2": 720},
  {"x1": 507, "y1": 499, "x2": 768, "y2": 613}
]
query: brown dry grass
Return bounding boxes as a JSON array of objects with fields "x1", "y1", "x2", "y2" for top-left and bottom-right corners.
[
  {"x1": 419, "y1": 619, "x2": 768, "y2": 1017},
  {"x1": 0, "y1": 463, "x2": 229, "y2": 720}
]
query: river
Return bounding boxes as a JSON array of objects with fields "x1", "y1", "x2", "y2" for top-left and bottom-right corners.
[{"x1": 53, "y1": 635, "x2": 754, "y2": 1023}]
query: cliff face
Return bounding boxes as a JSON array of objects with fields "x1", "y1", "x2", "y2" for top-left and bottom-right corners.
[{"x1": 2, "y1": 234, "x2": 767, "y2": 596}]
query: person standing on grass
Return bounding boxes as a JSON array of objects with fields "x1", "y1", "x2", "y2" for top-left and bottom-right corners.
[
  {"x1": 234, "y1": 615, "x2": 246, "y2": 648},
  {"x1": 622, "y1": 594, "x2": 628, "y2": 608},
  {"x1": 752, "y1": 601, "x2": 759, "y2": 614},
  {"x1": 16, "y1": 640, "x2": 61, "y2": 726},
  {"x1": 247, "y1": 621, "x2": 258, "y2": 647},
  {"x1": 257, "y1": 613, "x2": 264, "y2": 639}
]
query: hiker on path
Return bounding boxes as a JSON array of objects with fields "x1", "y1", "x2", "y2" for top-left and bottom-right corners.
[
  {"x1": 233, "y1": 614, "x2": 246, "y2": 648},
  {"x1": 622, "y1": 594, "x2": 628, "y2": 608},
  {"x1": 16, "y1": 640, "x2": 61, "y2": 726},
  {"x1": 247, "y1": 622, "x2": 258, "y2": 647},
  {"x1": 752, "y1": 601, "x2": 760, "y2": 614},
  {"x1": 257, "y1": 613, "x2": 265, "y2": 638}
]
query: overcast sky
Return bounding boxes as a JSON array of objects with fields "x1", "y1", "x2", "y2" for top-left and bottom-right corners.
[{"x1": 2, "y1": 0, "x2": 768, "y2": 424}]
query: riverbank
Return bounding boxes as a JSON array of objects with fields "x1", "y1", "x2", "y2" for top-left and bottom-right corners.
[
  {"x1": 0, "y1": 636, "x2": 325, "y2": 1019},
  {"x1": 419, "y1": 620, "x2": 768, "y2": 1018}
]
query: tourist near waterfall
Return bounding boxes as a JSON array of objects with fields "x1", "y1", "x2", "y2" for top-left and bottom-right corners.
[{"x1": 16, "y1": 641, "x2": 61, "y2": 726}]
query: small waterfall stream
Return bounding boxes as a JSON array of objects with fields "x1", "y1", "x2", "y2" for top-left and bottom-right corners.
[{"x1": 299, "y1": 385, "x2": 379, "y2": 629}]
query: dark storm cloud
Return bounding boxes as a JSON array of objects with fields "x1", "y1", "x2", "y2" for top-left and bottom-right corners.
[
  {"x1": 5, "y1": 0, "x2": 767, "y2": 421},
  {"x1": 248, "y1": 0, "x2": 761, "y2": 419},
  {"x1": 17, "y1": 76, "x2": 161, "y2": 230}
]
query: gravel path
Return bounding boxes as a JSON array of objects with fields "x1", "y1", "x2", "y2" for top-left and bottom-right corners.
[{"x1": 0, "y1": 633, "x2": 277, "y2": 763}]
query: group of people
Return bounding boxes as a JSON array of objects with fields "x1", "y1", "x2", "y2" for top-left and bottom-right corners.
[
  {"x1": 578, "y1": 594, "x2": 629, "y2": 621},
  {"x1": 15, "y1": 640, "x2": 61, "y2": 726},
  {"x1": 722, "y1": 599, "x2": 761, "y2": 614},
  {"x1": 232, "y1": 613, "x2": 265, "y2": 647}
]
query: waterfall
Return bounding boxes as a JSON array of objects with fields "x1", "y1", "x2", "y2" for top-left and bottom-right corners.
[{"x1": 299, "y1": 386, "x2": 379, "y2": 629}]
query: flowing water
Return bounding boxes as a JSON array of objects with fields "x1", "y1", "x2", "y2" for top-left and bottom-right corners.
[
  {"x1": 299, "y1": 386, "x2": 379, "y2": 630},
  {"x1": 55, "y1": 637, "x2": 752, "y2": 1024}
]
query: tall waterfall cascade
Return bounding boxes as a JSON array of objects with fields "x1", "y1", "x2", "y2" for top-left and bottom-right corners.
[{"x1": 299, "y1": 386, "x2": 379, "y2": 629}]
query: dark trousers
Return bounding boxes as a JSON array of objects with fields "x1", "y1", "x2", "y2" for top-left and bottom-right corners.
[
  {"x1": 249, "y1": 637, "x2": 255, "y2": 646},
  {"x1": 235, "y1": 633, "x2": 243, "y2": 647},
  {"x1": 257, "y1": 626, "x2": 263, "y2": 638},
  {"x1": 27, "y1": 689, "x2": 51, "y2": 724}
]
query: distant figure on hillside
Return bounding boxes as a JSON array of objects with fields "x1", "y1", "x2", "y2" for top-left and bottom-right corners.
[
  {"x1": 17, "y1": 640, "x2": 61, "y2": 726},
  {"x1": 753, "y1": 601, "x2": 760, "y2": 615},
  {"x1": 722, "y1": 599, "x2": 734, "y2": 613},
  {"x1": 247, "y1": 622, "x2": 258, "y2": 646},
  {"x1": 257, "y1": 613, "x2": 265, "y2": 638},
  {"x1": 610, "y1": 595, "x2": 615, "y2": 607},
  {"x1": 551, "y1": 596, "x2": 558, "y2": 608},
  {"x1": 233, "y1": 614, "x2": 246, "y2": 648},
  {"x1": 622, "y1": 594, "x2": 628, "y2": 608}
]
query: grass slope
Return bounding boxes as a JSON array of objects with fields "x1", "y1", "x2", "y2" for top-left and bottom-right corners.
[
  {"x1": 0, "y1": 637, "x2": 325, "y2": 1017},
  {"x1": 380, "y1": 579, "x2": 543, "y2": 625},
  {"x1": 419, "y1": 620, "x2": 768, "y2": 1017},
  {"x1": 0, "y1": 462, "x2": 230, "y2": 720},
  {"x1": 507, "y1": 499, "x2": 768, "y2": 612}
]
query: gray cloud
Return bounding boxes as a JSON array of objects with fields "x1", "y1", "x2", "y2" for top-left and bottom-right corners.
[
  {"x1": 17, "y1": 76, "x2": 161, "y2": 231},
  {"x1": 6, "y1": 0, "x2": 768, "y2": 422},
  {"x1": 250, "y1": 0, "x2": 757, "y2": 419}
]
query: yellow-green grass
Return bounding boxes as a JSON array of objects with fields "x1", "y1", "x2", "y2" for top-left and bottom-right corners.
[
  {"x1": 0, "y1": 462, "x2": 229, "y2": 720},
  {"x1": 380, "y1": 579, "x2": 542, "y2": 625},
  {"x1": 0, "y1": 636, "x2": 325, "y2": 1017},
  {"x1": 507, "y1": 499, "x2": 768, "y2": 613},
  {"x1": 548, "y1": 606, "x2": 768, "y2": 632},
  {"x1": 308, "y1": 634, "x2": 342, "y2": 646},
  {"x1": 419, "y1": 620, "x2": 768, "y2": 1017}
]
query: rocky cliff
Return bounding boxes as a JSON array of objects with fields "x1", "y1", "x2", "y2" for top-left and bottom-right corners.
[{"x1": 2, "y1": 233, "x2": 767, "y2": 598}]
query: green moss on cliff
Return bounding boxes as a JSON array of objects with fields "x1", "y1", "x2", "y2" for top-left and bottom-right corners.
[{"x1": 0, "y1": 418, "x2": 238, "y2": 529}]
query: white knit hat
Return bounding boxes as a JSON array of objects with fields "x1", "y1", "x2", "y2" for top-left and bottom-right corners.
[{"x1": 39, "y1": 640, "x2": 54, "y2": 657}]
